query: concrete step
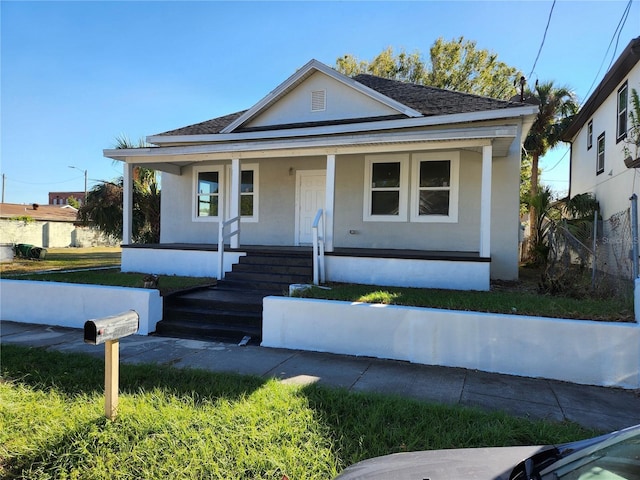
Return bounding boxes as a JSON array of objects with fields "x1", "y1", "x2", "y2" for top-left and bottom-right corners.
[{"x1": 154, "y1": 320, "x2": 261, "y2": 344}]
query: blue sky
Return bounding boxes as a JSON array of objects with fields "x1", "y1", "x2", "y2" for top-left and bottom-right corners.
[{"x1": 1, "y1": 0, "x2": 638, "y2": 205}]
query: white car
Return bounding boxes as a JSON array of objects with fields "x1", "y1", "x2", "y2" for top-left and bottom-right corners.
[{"x1": 335, "y1": 424, "x2": 640, "y2": 480}]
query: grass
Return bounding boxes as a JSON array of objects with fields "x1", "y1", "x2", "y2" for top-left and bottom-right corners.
[
  {"x1": 1, "y1": 345, "x2": 596, "y2": 479},
  {"x1": 6, "y1": 270, "x2": 216, "y2": 296},
  {"x1": 1, "y1": 247, "x2": 121, "y2": 275},
  {"x1": 1, "y1": 247, "x2": 214, "y2": 295},
  {"x1": 294, "y1": 277, "x2": 635, "y2": 322},
  {"x1": 2, "y1": 247, "x2": 634, "y2": 320}
]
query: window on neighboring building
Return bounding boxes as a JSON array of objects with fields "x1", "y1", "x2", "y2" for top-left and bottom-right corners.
[
  {"x1": 597, "y1": 132, "x2": 605, "y2": 175},
  {"x1": 587, "y1": 120, "x2": 593, "y2": 150},
  {"x1": 617, "y1": 82, "x2": 628, "y2": 142},
  {"x1": 194, "y1": 166, "x2": 222, "y2": 220},
  {"x1": 363, "y1": 154, "x2": 409, "y2": 222},
  {"x1": 411, "y1": 152, "x2": 460, "y2": 222}
]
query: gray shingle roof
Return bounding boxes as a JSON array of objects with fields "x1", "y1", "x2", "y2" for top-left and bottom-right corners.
[
  {"x1": 353, "y1": 74, "x2": 525, "y2": 116},
  {"x1": 156, "y1": 74, "x2": 526, "y2": 137}
]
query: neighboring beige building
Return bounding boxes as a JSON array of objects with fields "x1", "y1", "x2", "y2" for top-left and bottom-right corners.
[{"x1": 0, "y1": 203, "x2": 116, "y2": 247}]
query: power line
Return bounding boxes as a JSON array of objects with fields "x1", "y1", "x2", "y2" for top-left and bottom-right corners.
[
  {"x1": 528, "y1": 0, "x2": 556, "y2": 80},
  {"x1": 606, "y1": 0, "x2": 632, "y2": 71},
  {"x1": 544, "y1": 147, "x2": 571, "y2": 173},
  {"x1": 582, "y1": 0, "x2": 633, "y2": 100}
]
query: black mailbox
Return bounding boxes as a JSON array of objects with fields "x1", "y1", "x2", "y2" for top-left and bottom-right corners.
[{"x1": 84, "y1": 310, "x2": 139, "y2": 345}]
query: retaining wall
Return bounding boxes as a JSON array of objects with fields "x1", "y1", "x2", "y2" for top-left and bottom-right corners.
[
  {"x1": 0, "y1": 280, "x2": 162, "y2": 335},
  {"x1": 262, "y1": 296, "x2": 640, "y2": 389}
]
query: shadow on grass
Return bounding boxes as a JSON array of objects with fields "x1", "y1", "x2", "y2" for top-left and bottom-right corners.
[
  {"x1": 1, "y1": 344, "x2": 266, "y2": 401},
  {"x1": 2, "y1": 417, "x2": 107, "y2": 479},
  {"x1": 297, "y1": 383, "x2": 599, "y2": 470}
]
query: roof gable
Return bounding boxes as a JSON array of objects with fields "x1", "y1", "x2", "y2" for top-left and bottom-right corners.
[
  {"x1": 152, "y1": 59, "x2": 529, "y2": 140},
  {"x1": 221, "y1": 59, "x2": 423, "y2": 133}
]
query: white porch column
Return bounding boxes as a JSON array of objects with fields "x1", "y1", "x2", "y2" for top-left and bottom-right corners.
[
  {"x1": 325, "y1": 154, "x2": 336, "y2": 252},
  {"x1": 123, "y1": 163, "x2": 134, "y2": 245},
  {"x1": 230, "y1": 158, "x2": 241, "y2": 248},
  {"x1": 479, "y1": 145, "x2": 492, "y2": 257}
]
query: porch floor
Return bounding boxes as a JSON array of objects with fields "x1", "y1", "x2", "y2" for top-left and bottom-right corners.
[{"x1": 122, "y1": 243, "x2": 489, "y2": 262}]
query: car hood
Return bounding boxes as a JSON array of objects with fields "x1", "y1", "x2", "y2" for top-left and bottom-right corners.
[{"x1": 335, "y1": 446, "x2": 546, "y2": 480}]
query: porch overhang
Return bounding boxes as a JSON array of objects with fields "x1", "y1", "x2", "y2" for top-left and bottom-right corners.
[{"x1": 104, "y1": 124, "x2": 520, "y2": 173}]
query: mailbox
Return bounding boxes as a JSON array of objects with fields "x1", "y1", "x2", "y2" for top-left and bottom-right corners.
[{"x1": 84, "y1": 310, "x2": 139, "y2": 345}]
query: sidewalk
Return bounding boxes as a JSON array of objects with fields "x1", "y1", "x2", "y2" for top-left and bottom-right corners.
[{"x1": 2, "y1": 320, "x2": 639, "y2": 433}]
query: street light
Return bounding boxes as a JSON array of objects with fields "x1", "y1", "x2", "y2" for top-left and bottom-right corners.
[{"x1": 68, "y1": 165, "x2": 87, "y2": 205}]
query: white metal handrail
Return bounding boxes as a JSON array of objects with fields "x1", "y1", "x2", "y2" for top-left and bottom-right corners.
[
  {"x1": 312, "y1": 208, "x2": 326, "y2": 285},
  {"x1": 217, "y1": 215, "x2": 240, "y2": 280}
]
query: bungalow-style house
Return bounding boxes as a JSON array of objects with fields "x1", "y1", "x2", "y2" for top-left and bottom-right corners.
[
  {"x1": 565, "y1": 37, "x2": 640, "y2": 219},
  {"x1": 105, "y1": 59, "x2": 537, "y2": 291}
]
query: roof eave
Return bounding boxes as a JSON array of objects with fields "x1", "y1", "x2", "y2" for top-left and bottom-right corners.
[
  {"x1": 147, "y1": 105, "x2": 538, "y2": 146},
  {"x1": 564, "y1": 36, "x2": 640, "y2": 141}
]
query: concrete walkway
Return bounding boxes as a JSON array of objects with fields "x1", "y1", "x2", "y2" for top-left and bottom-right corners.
[{"x1": 2, "y1": 320, "x2": 639, "y2": 433}]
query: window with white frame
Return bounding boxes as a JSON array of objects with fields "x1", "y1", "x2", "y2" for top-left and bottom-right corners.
[
  {"x1": 193, "y1": 166, "x2": 223, "y2": 221},
  {"x1": 587, "y1": 120, "x2": 593, "y2": 150},
  {"x1": 225, "y1": 164, "x2": 259, "y2": 222},
  {"x1": 363, "y1": 154, "x2": 409, "y2": 222},
  {"x1": 617, "y1": 82, "x2": 628, "y2": 142},
  {"x1": 597, "y1": 132, "x2": 605, "y2": 175},
  {"x1": 411, "y1": 152, "x2": 459, "y2": 223}
]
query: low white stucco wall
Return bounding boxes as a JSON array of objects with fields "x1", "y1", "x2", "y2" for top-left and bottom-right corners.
[
  {"x1": 262, "y1": 297, "x2": 640, "y2": 389},
  {"x1": 0, "y1": 280, "x2": 162, "y2": 335},
  {"x1": 121, "y1": 248, "x2": 245, "y2": 278},
  {"x1": 326, "y1": 256, "x2": 491, "y2": 291}
]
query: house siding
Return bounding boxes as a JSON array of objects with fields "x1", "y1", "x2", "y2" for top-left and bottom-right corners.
[
  {"x1": 159, "y1": 144, "x2": 522, "y2": 280},
  {"x1": 570, "y1": 63, "x2": 640, "y2": 218},
  {"x1": 246, "y1": 71, "x2": 400, "y2": 128}
]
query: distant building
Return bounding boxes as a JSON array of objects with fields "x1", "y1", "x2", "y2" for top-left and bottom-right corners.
[
  {"x1": 0, "y1": 202, "x2": 116, "y2": 247},
  {"x1": 49, "y1": 191, "x2": 86, "y2": 206}
]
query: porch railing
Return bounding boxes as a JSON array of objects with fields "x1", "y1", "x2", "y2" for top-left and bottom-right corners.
[
  {"x1": 217, "y1": 215, "x2": 240, "y2": 280},
  {"x1": 312, "y1": 209, "x2": 326, "y2": 285}
]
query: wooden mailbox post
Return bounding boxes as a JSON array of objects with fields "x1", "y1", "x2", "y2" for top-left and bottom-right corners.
[{"x1": 84, "y1": 311, "x2": 139, "y2": 420}]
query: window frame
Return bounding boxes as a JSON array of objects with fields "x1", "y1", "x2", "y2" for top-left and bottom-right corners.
[
  {"x1": 587, "y1": 120, "x2": 593, "y2": 150},
  {"x1": 363, "y1": 154, "x2": 409, "y2": 222},
  {"x1": 410, "y1": 152, "x2": 460, "y2": 223},
  {"x1": 617, "y1": 82, "x2": 628, "y2": 143},
  {"x1": 192, "y1": 165, "x2": 224, "y2": 222},
  {"x1": 224, "y1": 163, "x2": 259, "y2": 223},
  {"x1": 596, "y1": 132, "x2": 605, "y2": 175}
]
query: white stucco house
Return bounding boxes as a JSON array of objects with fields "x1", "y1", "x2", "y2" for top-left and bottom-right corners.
[
  {"x1": 565, "y1": 37, "x2": 640, "y2": 218},
  {"x1": 104, "y1": 59, "x2": 537, "y2": 291}
]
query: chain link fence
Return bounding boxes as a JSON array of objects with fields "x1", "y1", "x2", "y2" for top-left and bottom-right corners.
[{"x1": 546, "y1": 205, "x2": 635, "y2": 296}]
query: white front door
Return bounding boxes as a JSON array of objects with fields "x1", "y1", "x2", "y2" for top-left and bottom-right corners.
[{"x1": 296, "y1": 170, "x2": 326, "y2": 245}]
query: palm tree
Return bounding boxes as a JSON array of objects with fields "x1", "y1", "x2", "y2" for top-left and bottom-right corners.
[
  {"x1": 524, "y1": 81, "x2": 578, "y2": 253},
  {"x1": 77, "y1": 136, "x2": 161, "y2": 243}
]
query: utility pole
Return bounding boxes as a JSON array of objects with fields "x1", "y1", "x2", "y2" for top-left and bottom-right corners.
[
  {"x1": 68, "y1": 166, "x2": 88, "y2": 205},
  {"x1": 1, "y1": 173, "x2": 5, "y2": 203}
]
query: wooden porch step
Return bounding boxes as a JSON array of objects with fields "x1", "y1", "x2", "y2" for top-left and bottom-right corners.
[{"x1": 223, "y1": 271, "x2": 312, "y2": 288}]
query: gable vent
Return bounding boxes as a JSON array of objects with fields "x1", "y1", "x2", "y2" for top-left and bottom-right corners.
[{"x1": 311, "y1": 90, "x2": 326, "y2": 111}]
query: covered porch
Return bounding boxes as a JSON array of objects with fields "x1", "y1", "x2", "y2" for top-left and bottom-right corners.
[{"x1": 108, "y1": 124, "x2": 522, "y2": 292}]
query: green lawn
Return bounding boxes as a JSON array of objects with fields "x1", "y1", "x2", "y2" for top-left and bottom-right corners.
[
  {"x1": 2, "y1": 247, "x2": 633, "y2": 320},
  {"x1": 1, "y1": 247, "x2": 121, "y2": 275},
  {"x1": 1, "y1": 345, "x2": 595, "y2": 480},
  {"x1": 294, "y1": 282, "x2": 635, "y2": 322}
]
